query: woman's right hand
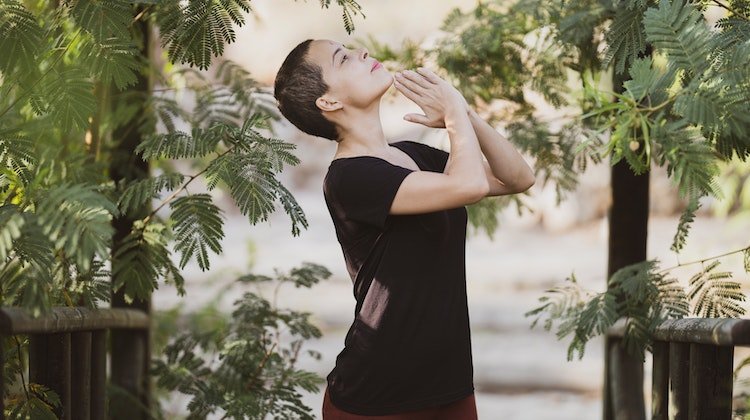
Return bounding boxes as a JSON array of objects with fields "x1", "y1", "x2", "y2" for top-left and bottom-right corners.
[{"x1": 393, "y1": 67, "x2": 469, "y2": 128}]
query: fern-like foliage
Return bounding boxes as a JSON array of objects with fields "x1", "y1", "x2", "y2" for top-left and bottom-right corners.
[
  {"x1": 35, "y1": 183, "x2": 118, "y2": 272},
  {"x1": 319, "y1": 0, "x2": 365, "y2": 34},
  {"x1": 670, "y1": 195, "x2": 700, "y2": 253},
  {"x1": 688, "y1": 260, "x2": 746, "y2": 317},
  {"x1": 5, "y1": 382, "x2": 60, "y2": 419},
  {"x1": 643, "y1": 0, "x2": 712, "y2": 76},
  {"x1": 0, "y1": 137, "x2": 36, "y2": 186},
  {"x1": 170, "y1": 194, "x2": 224, "y2": 271},
  {"x1": 527, "y1": 259, "x2": 691, "y2": 360},
  {"x1": 152, "y1": 263, "x2": 331, "y2": 419},
  {"x1": 528, "y1": 254, "x2": 747, "y2": 361},
  {"x1": 69, "y1": 0, "x2": 132, "y2": 41},
  {"x1": 136, "y1": 128, "x2": 222, "y2": 160},
  {"x1": 657, "y1": 121, "x2": 723, "y2": 200},
  {"x1": 79, "y1": 37, "x2": 140, "y2": 90},
  {"x1": 117, "y1": 173, "x2": 186, "y2": 215},
  {"x1": 623, "y1": 57, "x2": 660, "y2": 101},
  {"x1": 0, "y1": 0, "x2": 43, "y2": 75},
  {"x1": 32, "y1": 68, "x2": 97, "y2": 132},
  {"x1": 506, "y1": 119, "x2": 581, "y2": 205},
  {"x1": 155, "y1": 0, "x2": 251, "y2": 70},
  {"x1": 112, "y1": 221, "x2": 185, "y2": 303},
  {"x1": 603, "y1": 3, "x2": 648, "y2": 75},
  {"x1": 435, "y1": 2, "x2": 568, "y2": 107}
]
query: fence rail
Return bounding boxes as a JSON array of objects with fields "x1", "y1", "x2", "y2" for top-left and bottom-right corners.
[
  {"x1": 607, "y1": 317, "x2": 750, "y2": 420},
  {"x1": 0, "y1": 306, "x2": 149, "y2": 420}
]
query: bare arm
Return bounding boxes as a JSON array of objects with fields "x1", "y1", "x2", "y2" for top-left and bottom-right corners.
[
  {"x1": 389, "y1": 68, "x2": 488, "y2": 214},
  {"x1": 466, "y1": 108, "x2": 536, "y2": 196}
]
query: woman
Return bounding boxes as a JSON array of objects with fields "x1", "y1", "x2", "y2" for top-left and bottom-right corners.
[{"x1": 273, "y1": 39, "x2": 535, "y2": 419}]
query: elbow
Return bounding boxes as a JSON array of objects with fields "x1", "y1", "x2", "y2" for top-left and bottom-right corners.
[
  {"x1": 516, "y1": 175, "x2": 535, "y2": 192},
  {"x1": 467, "y1": 179, "x2": 491, "y2": 203},
  {"x1": 512, "y1": 168, "x2": 536, "y2": 193}
]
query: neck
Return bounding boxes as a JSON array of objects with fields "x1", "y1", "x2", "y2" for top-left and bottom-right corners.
[{"x1": 334, "y1": 101, "x2": 389, "y2": 156}]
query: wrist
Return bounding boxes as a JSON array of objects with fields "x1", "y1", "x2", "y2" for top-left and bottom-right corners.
[
  {"x1": 444, "y1": 103, "x2": 469, "y2": 120},
  {"x1": 444, "y1": 108, "x2": 469, "y2": 127}
]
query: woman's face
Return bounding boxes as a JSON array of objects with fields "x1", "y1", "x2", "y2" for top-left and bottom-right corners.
[{"x1": 307, "y1": 39, "x2": 393, "y2": 114}]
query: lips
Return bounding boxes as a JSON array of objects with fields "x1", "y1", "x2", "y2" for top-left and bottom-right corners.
[{"x1": 371, "y1": 61, "x2": 382, "y2": 72}]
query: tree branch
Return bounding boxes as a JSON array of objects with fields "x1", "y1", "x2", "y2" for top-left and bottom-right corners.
[{"x1": 659, "y1": 244, "x2": 750, "y2": 273}]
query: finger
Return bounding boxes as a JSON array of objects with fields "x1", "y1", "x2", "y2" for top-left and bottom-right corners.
[
  {"x1": 393, "y1": 78, "x2": 424, "y2": 104},
  {"x1": 400, "y1": 70, "x2": 432, "y2": 90},
  {"x1": 395, "y1": 72, "x2": 428, "y2": 96},
  {"x1": 415, "y1": 67, "x2": 441, "y2": 85},
  {"x1": 403, "y1": 113, "x2": 430, "y2": 125}
]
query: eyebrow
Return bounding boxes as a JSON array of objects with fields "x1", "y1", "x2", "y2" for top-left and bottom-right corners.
[{"x1": 332, "y1": 46, "x2": 342, "y2": 67}]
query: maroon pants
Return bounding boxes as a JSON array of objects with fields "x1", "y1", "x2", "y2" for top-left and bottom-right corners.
[{"x1": 321, "y1": 386, "x2": 478, "y2": 419}]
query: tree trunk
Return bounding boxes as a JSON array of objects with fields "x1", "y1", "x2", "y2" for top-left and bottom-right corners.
[
  {"x1": 602, "y1": 54, "x2": 651, "y2": 420},
  {"x1": 108, "y1": 9, "x2": 153, "y2": 420}
]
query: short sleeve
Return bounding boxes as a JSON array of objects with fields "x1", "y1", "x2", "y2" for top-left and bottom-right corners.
[
  {"x1": 325, "y1": 158, "x2": 414, "y2": 230},
  {"x1": 423, "y1": 143, "x2": 449, "y2": 173},
  {"x1": 397, "y1": 141, "x2": 449, "y2": 173}
]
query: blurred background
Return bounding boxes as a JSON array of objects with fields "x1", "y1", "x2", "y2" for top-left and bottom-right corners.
[{"x1": 148, "y1": 1, "x2": 750, "y2": 419}]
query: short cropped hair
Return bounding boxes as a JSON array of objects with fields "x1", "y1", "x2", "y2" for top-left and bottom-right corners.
[{"x1": 273, "y1": 39, "x2": 339, "y2": 141}]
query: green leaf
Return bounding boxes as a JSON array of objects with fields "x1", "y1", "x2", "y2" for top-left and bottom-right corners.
[
  {"x1": 688, "y1": 260, "x2": 746, "y2": 318},
  {"x1": 659, "y1": 122, "x2": 723, "y2": 200},
  {"x1": 170, "y1": 194, "x2": 225, "y2": 271},
  {"x1": 0, "y1": 0, "x2": 43, "y2": 75},
  {"x1": 70, "y1": 0, "x2": 132, "y2": 41},
  {"x1": 155, "y1": 0, "x2": 251, "y2": 70},
  {"x1": 603, "y1": 4, "x2": 647, "y2": 75},
  {"x1": 643, "y1": 0, "x2": 713, "y2": 75},
  {"x1": 0, "y1": 136, "x2": 36, "y2": 185},
  {"x1": 112, "y1": 222, "x2": 179, "y2": 302},
  {"x1": 80, "y1": 37, "x2": 140, "y2": 90},
  {"x1": 136, "y1": 128, "x2": 221, "y2": 160},
  {"x1": 0, "y1": 204, "x2": 25, "y2": 261},
  {"x1": 118, "y1": 172, "x2": 185, "y2": 214},
  {"x1": 670, "y1": 195, "x2": 700, "y2": 253},
  {"x1": 624, "y1": 57, "x2": 660, "y2": 101},
  {"x1": 35, "y1": 183, "x2": 117, "y2": 272},
  {"x1": 41, "y1": 68, "x2": 97, "y2": 131}
]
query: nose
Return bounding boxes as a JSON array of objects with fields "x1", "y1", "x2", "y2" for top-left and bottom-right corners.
[{"x1": 360, "y1": 48, "x2": 368, "y2": 61}]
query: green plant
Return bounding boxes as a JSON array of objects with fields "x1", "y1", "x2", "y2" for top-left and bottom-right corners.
[
  {"x1": 151, "y1": 263, "x2": 331, "y2": 420},
  {"x1": 363, "y1": 0, "x2": 750, "y2": 368},
  {"x1": 1, "y1": 0, "x2": 362, "y2": 417},
  {"x1": 523, "y1": 0, "x2": 750, "y2": 361}
]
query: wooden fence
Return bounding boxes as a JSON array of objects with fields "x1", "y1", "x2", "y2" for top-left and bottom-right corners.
[
  {"x1": 0, "y1": 307, "x2": 149, "y2": 420},
  {"x1": 607, "y1": 317, "x2": 750, "y2": 420}
]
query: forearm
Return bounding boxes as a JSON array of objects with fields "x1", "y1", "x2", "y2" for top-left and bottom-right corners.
[
  {"x1": 443, "y1": 107, "x2": 488, "y2": 192},
  {"x1": 468, "y1": 108, "x2": 535, "y2": 188}
]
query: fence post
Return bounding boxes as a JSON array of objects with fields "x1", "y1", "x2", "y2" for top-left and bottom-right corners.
[
  {"x1": 91, "y1": 329, "x2": 107, "y2": 420},
  {"x1": 71, "y1": 331, "x2": 92, "y2": 420},
  {"x1": 609, "y1": 337, "x2": 646, "y2": 420},
  {"x1": 29, "y1": 333, "x2": 73, "y2": 419},
  {"x1": 109, "y1": 328, "x2": 146, "y2": 419},
  {"x1": 0, "y1": 334, "x2": 4, "y2": 419},
  {"x1": 651, "y1": 341, "x2": 669, "y2": 420},
  {"x1": 689, "y1": 344, "x2": 733, "y2": 419},
  {"x1": 669, "y1": 342, "x2": 690, "y2": 420}
]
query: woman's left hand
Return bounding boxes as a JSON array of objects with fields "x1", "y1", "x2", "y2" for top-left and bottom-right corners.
[{"x1": 393, "y1": 68, "x2": 469, "y2": 129}]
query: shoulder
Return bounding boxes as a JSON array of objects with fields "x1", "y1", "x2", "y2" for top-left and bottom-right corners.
[
  {"x1": 324, "y1": 156, "x2": 405, "y2": 197},
  {"x1": 392, "y1": 140, "x2": 449, "y2": 172}
]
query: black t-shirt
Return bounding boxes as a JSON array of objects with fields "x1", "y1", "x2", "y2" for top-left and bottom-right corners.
[{"x1": 322, "y1": 140, "x2": 474, "y2": 415}]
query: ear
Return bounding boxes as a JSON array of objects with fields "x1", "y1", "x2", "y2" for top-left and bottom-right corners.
[{"x1": 316, "y1": 95, "x2": 343, "y2": 112}]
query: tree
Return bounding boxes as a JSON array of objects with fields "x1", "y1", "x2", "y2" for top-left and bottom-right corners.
[
  {"x1": 0, "y1": 0, "x2": 363, "y2": 418},
  {"x1": 362, "y1": 0, "x2": 750, "y2": 417}
]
